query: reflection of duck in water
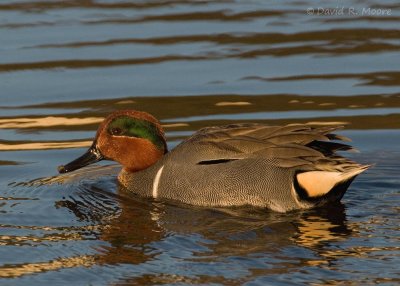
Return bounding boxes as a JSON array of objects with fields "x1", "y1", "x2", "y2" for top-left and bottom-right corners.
[
  {"x1": 55, "y1": 188, "x2": 352, "y2": 284},
  {"x1": 58, "y1": 110, "x2": 369, "y2": 212}
]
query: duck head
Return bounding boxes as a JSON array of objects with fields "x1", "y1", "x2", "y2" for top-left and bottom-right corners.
[{"x1": 58, "y1": 110, "x2": 167, "y2": 174}]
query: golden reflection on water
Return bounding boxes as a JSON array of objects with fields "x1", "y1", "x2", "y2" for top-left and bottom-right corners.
[
  {"x1": 0, "y1": 141, "x2": 92, "y2": 151},
  {"x1": 0, "y1": 116, "x2": 189, "y2": 131},
  {"x1": 0, "y1": 255, "x2": 96, "y2": 278},
  {"x1": 0, "y1": 187, "x2": 396, "y2": 281},
  {"x1": 295, "y1": 216, "x2": 347, "y2": 248},
  {"x1": 0, "y1": 116, "x2": 103, "y2": 129},
  {"x1": 0, "y1": 93, "x2": 400, "y2": 152},
  {"x1": 215, "y1": 101, "x2": 253, "y2": 106},
  {"x1": 0, "y1": 231, "x2": 83, "y2": 246}
]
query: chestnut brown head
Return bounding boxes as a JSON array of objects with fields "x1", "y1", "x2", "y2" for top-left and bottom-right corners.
[{"x1": 58, "y1": 110, "x2": 167, "y2": 173}]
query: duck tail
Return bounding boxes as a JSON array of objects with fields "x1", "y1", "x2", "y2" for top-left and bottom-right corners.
[{"x1": 294, "y1": 164, "x2": 370, "y2": 201}]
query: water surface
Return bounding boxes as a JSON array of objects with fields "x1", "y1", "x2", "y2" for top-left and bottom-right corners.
[{"x1": 1, "y1": 0, "x2": 399, "y2": 285}]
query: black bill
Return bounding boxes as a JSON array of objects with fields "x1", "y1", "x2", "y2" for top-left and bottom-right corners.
[{"x1": 58, "y1": 144, "x2": 104, "y2": 174}]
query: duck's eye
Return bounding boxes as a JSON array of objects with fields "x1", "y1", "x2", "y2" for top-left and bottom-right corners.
[{"x1": 110, "y1": 127, "x2": 123, "y2": 136}]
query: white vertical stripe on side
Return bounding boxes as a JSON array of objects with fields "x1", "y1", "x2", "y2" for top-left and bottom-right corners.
[{"x1": 152, "y1": 165, "x2": 165, "y2": 198}]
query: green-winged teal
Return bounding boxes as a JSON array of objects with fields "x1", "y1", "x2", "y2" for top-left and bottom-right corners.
[{"x1": 58, "y1": 110, "x2": 369, "y2": 212}]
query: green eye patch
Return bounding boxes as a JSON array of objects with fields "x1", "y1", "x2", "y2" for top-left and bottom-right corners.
[{"x1": 108, "y1": 116, "x2": 165, "y2": 151}]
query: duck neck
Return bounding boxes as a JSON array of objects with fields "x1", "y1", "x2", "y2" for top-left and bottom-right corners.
[{"x1": 121, "y1": 138, "x2": 164, "y2": 173}]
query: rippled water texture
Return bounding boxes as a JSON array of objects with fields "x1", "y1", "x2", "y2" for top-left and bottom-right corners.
[{"x1": 1, "y1": 0, "x2": 400, "y2": 285}]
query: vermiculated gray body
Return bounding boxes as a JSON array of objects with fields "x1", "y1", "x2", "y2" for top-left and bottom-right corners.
[{"x1": 119, "y1": 123, "x2": 368, "y2": 212}]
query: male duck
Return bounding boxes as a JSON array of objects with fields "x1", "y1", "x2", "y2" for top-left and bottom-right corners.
[{"x1": 58, "y1": 110, "x2": 368, "y2": 212}]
